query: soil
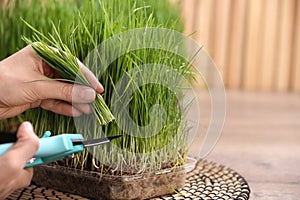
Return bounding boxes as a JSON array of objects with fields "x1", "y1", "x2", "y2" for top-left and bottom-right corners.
[{"x1": 32, "y1": 164, "x2": 187, "y2": 199}]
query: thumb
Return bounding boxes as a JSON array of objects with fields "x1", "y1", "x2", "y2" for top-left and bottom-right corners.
[
  {"x1": 0, "y1": 122, "x2": 39, "y2": 197},
  {"x1": 5, "y1": 122, "x2": 39, "y2": 167}
]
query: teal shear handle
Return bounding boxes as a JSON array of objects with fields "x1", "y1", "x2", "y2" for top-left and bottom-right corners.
[{"x1": 0, "y1": 131, "x2": 84, "y2": 168}]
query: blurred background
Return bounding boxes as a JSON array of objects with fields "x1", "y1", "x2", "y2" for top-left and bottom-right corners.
[
  {"x1": 0, "y1": 0, "x2": 299, "y2": 199},
  {"x1": 179, "y1": 0, "x2": 299, "y2": 92},
  {"x1": 178, "y1": 0, "x2": 300, "y2": 199}
]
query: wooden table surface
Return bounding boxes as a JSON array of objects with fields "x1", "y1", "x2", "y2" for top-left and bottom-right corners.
[{"x1": 207, "y1": 91, "x2": 300, "y2": 199}]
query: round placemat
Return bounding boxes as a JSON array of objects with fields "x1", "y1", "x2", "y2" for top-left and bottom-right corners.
[{"x1": 7, "y1": 160, "x2": 250, "y2": 200}]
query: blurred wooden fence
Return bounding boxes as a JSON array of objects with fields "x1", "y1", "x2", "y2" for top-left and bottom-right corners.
[{"x1": 180, "y1": 0, "x2": 300, "y2": 91}]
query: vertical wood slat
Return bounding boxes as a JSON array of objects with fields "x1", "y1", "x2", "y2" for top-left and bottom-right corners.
[
  {"x1": 180, "y1": 0, "x2": 209, "y2": 89},
  {"x1": 292, "y1": 1, "x2": 300, "y2": 91},
  {"x1": 192, "y1": 0, "x2": 215, "y2": 86},
  {"x1": 211, "y1": 0, "x2": 231, "y2": 85},
  {"x1": 180, "y1": 0, "x2": 197, "y2": 36},
  {"x1": 243, "y1": 0, "x2": 264, "y2": 90},
  {"x1": 194, "y1": 0, "x2": 214, "y2": 52},
  {"x1": 276, "y1": 0, "x2": 295, "y2": 91},
  {"x1": 226, "y1": 0, "x2": 247, "y2": 89},
  {"x1": 260, "y1": 0, "x2": 279, "y2": 91},
  {"x1": 179, "y1": 0, "x2": 298, "y2": 92}
]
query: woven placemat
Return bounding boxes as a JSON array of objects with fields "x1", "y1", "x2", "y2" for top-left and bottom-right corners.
[{"x1": 7, "y1": 160, "x2": 250, "y2": 200}]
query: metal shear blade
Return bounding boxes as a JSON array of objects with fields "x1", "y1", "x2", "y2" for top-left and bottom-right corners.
[{"x1": 72, "y1": 135, "x2": 122, "y2": 147}]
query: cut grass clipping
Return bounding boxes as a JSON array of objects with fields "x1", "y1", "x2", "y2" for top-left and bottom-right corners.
[{"x1": 23, "y1": 25, "x2": 114, "y2": 126}]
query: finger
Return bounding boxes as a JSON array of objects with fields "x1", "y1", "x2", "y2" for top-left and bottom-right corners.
[
  {"x1": 35, "y1": 80, "x2": 96, "y2": 103},
  {"x1": 0, "y1": 162, "x2": 33, "y2": 199},
  {"x1": 0, "y1": 104, "x2": 32, "y2": 119},
  {"x1": 73, "y1": 103, "x2": 92, "y2": 114},
  {"x1": 4, "y1": 122, "x2": 39, "y2": 166},
  {"x1": 40, "y1": 99, "x2": 83, "y2": 116},
  {"x1": 77, "y1": 59, "x2": 104, "y2": 94},
  {"x1": 15, "y1": 167, "x2": 33, "y2": 189}
]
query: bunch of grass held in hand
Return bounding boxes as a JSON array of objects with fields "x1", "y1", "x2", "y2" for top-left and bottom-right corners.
[
  {"x1": 0, "y1": 0, "x2": 193, "y2": 175},
  {"x1": 0, "y1": 0, "x2": 79, "y2": 136},
  {"x1": 22, "y1": 21, "x2": 115, "y2": 126}
]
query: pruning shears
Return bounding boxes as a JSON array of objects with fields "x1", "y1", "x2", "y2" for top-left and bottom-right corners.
[{"x1": 0, "y1": 131, "x2": 122, "y2": 168}]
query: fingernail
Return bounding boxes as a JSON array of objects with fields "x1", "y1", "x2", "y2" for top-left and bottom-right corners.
[
  {"x1": 81, "y1": 88, "x2": 96, "y2": 102},
  {"x1": 97, "y1": 83, "x2": 104, "y2": 93},
  {"x1": 23, "y1": 121, "x2": 34, "y2": 132}
]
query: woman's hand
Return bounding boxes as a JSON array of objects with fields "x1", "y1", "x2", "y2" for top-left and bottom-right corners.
[
  {"x1": 0, "y1": 45, "x2": 103, "y2": 119},
  {"x1": 0, "y1": 122, "x2": 39, "y2": 199}
]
